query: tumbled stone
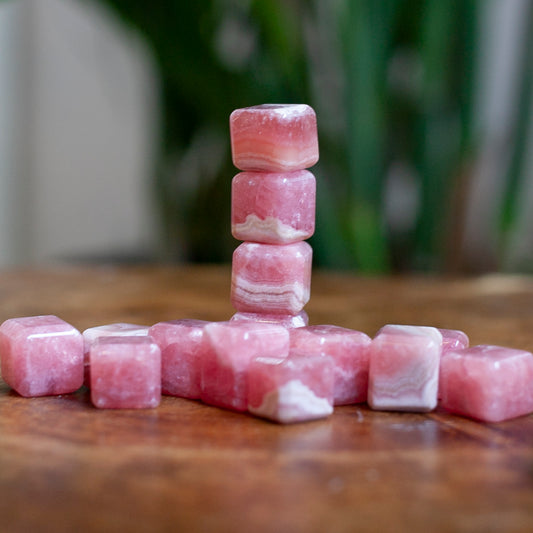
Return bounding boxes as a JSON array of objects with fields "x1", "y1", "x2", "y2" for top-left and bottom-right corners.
[
  {"x1": 90, "y1": 336, "x2": 161, "y2": 409},
  {"x1": 231, "y1": 241, "x2": 312, "y2": 315},
  {"x1": 149, "y1": 319, "x2": 210, "y2": 398},
  {"x1": 248, "y1": 353, "x2": 334, "y2": 424},
  {"x1": 201, "y1": 321, "x2": 289, "y2": 412},
  {"x1": 368, "y1": 325, "x2": 442, "y2": 412},
  {"x1": 439, "y1": 344, "x2": 533, "y2": 422},
  {"x1": 0, "y1": 315, "x2": 83, "y2": 397},
  {"x1": 230, "y1": 310, "x2": 309, "y2": 328},
  {"x1": 82, "y1": 323, "x2": 150, "y2": 387},
  {"x1": 289, "y1": 325, "x2": 371, "y2": 405},
  {"x1": 230, "y1": 104, "x2": 319, "y2": 172},
  {"x1": 231, "y1": 170, "x2": 316, "y2": 244}
]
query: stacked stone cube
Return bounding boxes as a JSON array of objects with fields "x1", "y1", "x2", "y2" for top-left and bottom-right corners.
[{"x1": 228, "y1": 104, "x2": 319, "y2": 325}]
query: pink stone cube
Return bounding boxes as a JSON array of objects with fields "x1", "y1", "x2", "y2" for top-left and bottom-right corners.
[
  {"x1": 230, "y1": 310, "x2": 309, "y2": 329},
  {"x1": 231, "y1": 241, "x2": 312, "y2": 315},
  {"x1": 439, "y1": 345, "x2": 533, "y2": 422},
  {"x1": 0, "y1": 315, "x2": 83, "y2": 397},
  {"x1": 289, "y1": 325, "x2": 372, "y2": 405},
  {"x1": 438, "y1": 328, "x2": 469, "y2": 401},
  {"x1": 149, "y1": 319, "x2": 210, "y2": 398},
  {"x1": 90, "y1": 336, "x2": 161, "y2": 409},
  {"x1": 248, "y1": 354, "x2": 334, "y2": 424},
  {"x1": 230, "y1": 104, "x2": 319, "y2": 172},
  {"x1": 439, "y1": 328, "x2": 469, "y2": 355},
  {"x1": 368, "y1": 325, "x2": 442, "y2": 412},
  {"x1": 231, "y1": 170, "x2": 316, "y2": 244},
  {"x1": 201, "y1": 321, "x2": 290, "y2": 412},
  {"x1": 82, "y1": 323, "x2": 150, "y2": 387}
]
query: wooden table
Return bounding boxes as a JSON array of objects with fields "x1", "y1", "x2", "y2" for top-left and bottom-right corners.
[{"x1": 0, "y1": 265, "x2": 532, "y2": 533}]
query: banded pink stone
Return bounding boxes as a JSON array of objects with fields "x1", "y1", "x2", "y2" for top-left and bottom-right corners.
[
  {"x1": 230, "y1": 104, "x2": 319, "y2": 172},
  {"x1": 439, "y1": 345, "x2": 533, "y2": 422},
  {"x1": 149, "y1": 319, "x2": 210, "y2": 398},
  {"x1": 82, "y1": 323, "x2": 150, "y2": 387},
  {"x1": 0, "y1": 315, "x2": 83, "y2": 397},
  {"x1": 248, "y1": 353, "x2": 334, "y2": 424},
  {"x1": 90, "y1": 336, "x2": 161, "y2": 409},
  {"x1": 368, "y1": 325, "x2": 442, "y2": 412},
  {"x1": 231, "y1": 241, "x2": 312, "y2": 315},
  {"x1": 230, "y1": 310, "x2": 309, "y2": 329},
  {"x1": 231, "y1": 170, "x2": 316, "y2": 244},
  {"x1": 289, "y1": 325, "x2": 371, "y2": 405},
  {"x1": 201, "y1": 321, "x2": 289, "y2": 412}
]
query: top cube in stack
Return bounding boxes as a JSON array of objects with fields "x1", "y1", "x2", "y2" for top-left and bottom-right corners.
[{"x1": 229, "y1": 104, "x2": 319, "y2": 325}]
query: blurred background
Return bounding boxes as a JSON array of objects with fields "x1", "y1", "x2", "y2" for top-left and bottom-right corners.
[{"x1": 1, "y1": 0, "x2": 532, "y2": 274}]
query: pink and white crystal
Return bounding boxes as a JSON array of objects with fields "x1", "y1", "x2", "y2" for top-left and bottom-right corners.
[
  {"x1": 248, "y1": 354, "x2": 334, "y2": 424},
  {"x1": 82, "y1": 322, "x2": 150, "y2": 387},
  {"x1": 0, "y1": 315, "x2": 83, "y2": 397},
  {"x1": 231, "y1": 241, "x2": 312, "y2": 315},
  {"x1": 439, "y1": 344, "x2": 533, "y2": 422},
  {"x1": 289, "y1": 325, "x2": 371, "y2": 405},
  {"x1": 149, "y1": 319, "x2": 210, "y2": 398},
  {"x1": 368, "y1": 325, "x2": 442, "y2": 412},
  {"x1": 230, "y1": 104, "x2": 319, "y2": 172},
  {"x1": 200, "y1": 321, "x2": 289, "y2": 412},
  {"x1": 231, "y1": 170, "x2": 316, "y2": 244},
  {"x1": 90, "y1": 336, "x2": 161, "y2": 409}
]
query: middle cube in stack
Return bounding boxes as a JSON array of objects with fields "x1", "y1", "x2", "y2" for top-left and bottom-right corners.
[{"x1": 229, "y1": 104, "x2": 318, "y2": 323}]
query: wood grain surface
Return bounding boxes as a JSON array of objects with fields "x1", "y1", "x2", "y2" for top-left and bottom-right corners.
[{"x1": 0, "y1": 265, "x2": 532, "y2": 533}]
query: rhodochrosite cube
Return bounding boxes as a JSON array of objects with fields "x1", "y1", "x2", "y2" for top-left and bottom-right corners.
[
  {"x1": 149, "y1": 319, "x2": 210, "y2": 398},
  {"x1": 440, "y1": 328, "x2": 469, "y2": 355},
  {"x1": 230, "y1": 104, "x2": 319, "y2": 172},
  {"x1": 82, "y1": 323, "x2": 150, "y2": 387},
  {"x1": 289, "y1": 325, "x2": 371, "y2": 405},
  {"x1": 90, "y1": 336, "x2": 161, "y2": 409},
  {"x1": 439, "y1": 345, "x2": 533, "y2": 422},
  {"x1": 368, "y1": 325, "x2": 442, "y2": 412},
  {"x1": 231, "y1": 170, "x2": 316, "y2": 244},
  {"x1": 231, "y1": 241, "x2": 312, "y2": 315},
  {"x1": 248, "y1": 354, "x2": 334, "y2": 424},
  {"x1": 230, "y1": 310, "x2": 309, "y2": 328},
  {"x1": 201, "y1": 321, "x2": 289, "y2": 412},
  {"x1": 0, "y1": 315, "x2": 83, "y2": 397},
  {"x1": 438, "y1": 328, "x2": 469, "y2": 400}
]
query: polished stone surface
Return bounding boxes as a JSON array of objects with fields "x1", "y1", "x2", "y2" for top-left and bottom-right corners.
[
  {"x1": 230, "y1": 310, "x2": 309, "y2": 328},
  {"x1": 248, "y1": 354, "x2": 334, "y2": 423},
  {"x1": 438, "y1": 328, "x2": 470, "y2": 401},
  {"x1": 82, "y1": 322, "x2": 150, "y2": 387},
  {"x1": 149, "y1": 319, "x2": 210, "y2": 399},
  {"x1": 0, "y1": 315, "x2": 83, "y2": 397},
  {"x1": 201, "y1": 321, "x2": 290, "y2": 412},
  {"x1": 90, "y1": 336, "x2": 161, "y2": 409},
  {"x1": 440, "y1": 328, "x2": 469, "y2": 355},
  {"x1": 439, "y1": 344, "x2": 533, "y2": 422},
  {"x1": 230, "y1": 104, "x2": 319, "y2": 172},
  {"x1": 368, "y1": 325, "x2": 441, "y2": 412},
  {"x1": 231, "y1": 241, "x2": 313, "y2": 315},
  {"x1": 289, "y1": 324, "x2": 371, "y2": 405},
  {"x1": 231, "y1": 170, "x2": 316, "y2": 244}
]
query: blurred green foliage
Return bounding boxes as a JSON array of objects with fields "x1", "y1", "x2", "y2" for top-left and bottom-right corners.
[{"x1": 100, "y1": 0, "x2": 532, "y2": 273}]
